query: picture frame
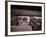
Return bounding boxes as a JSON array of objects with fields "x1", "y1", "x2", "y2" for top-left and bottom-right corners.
[{"x1": 5, "y1": 1, "x2": 45, "y2": 36}]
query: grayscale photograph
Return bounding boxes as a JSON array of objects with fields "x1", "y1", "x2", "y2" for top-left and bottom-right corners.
[
  {"x1": 7, "y1": 2, "x2": 45, "y2": 35},
  {"x1": 11, "y1": 5, "x2": 42, "y2": 32}
]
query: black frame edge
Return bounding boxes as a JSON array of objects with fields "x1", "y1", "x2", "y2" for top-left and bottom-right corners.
[
  {"x1": 7, "y1": 1, "x2": 45, "y2": 4},
  {"x1": 5, "y1": 1, "x2": 8, "y2": 36},
  {"x1": 44, "y1": 3, "x2": 45, "y2": 34}
]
